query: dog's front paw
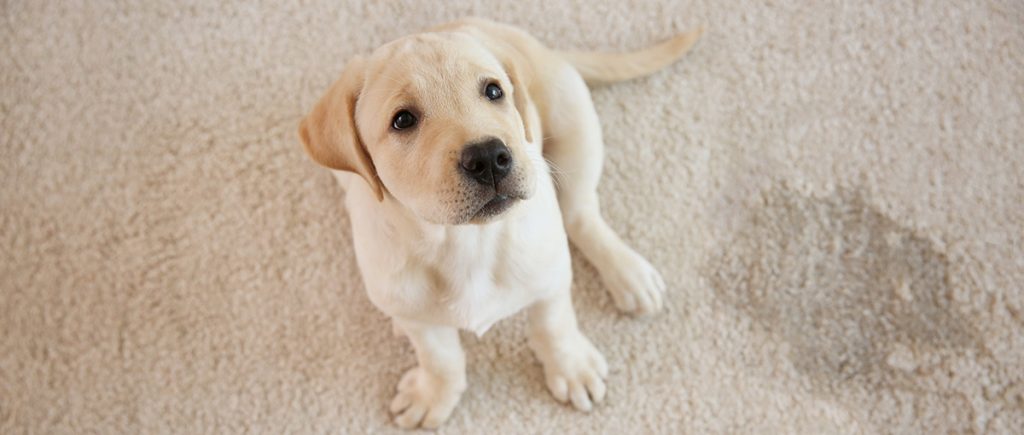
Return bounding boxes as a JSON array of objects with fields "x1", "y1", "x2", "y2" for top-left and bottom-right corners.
[
  {"x1": 390, "y1": 366, "x2": 465, "y2": 429},
  {"x1": 534, "y1": 334, "x2": 609, "y2": 412},
  {"x1": 600, "y1": 248, "x2": 666, "y2": 315}
]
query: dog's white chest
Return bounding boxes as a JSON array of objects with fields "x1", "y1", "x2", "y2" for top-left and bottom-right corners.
[
  {"x1": 424, "y1": 259, "x2": 537, "y2": 336},
  {"x1": 347, "y1": 176, "x2": 571, "y2": 335},
  {"x1": 370, "y1": 213, "x2": 569, "y2": 335}
]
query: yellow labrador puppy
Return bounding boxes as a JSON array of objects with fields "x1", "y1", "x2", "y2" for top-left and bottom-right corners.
[{"x1": 299, "y1": 18, "x2": 702, "y2": 429}]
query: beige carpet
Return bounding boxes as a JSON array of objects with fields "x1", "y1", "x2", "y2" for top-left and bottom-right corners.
[{"x1": 3, "y1": 1, "x2": 1023, "y2": 433}]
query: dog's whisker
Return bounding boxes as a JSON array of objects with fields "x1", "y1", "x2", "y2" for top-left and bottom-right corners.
[
  {"x1": 527, "y1": 155, "x2": 569, "y2": 189},
  {"x1": 540, "y1": 156, "x2": 573, "y2": 189}
]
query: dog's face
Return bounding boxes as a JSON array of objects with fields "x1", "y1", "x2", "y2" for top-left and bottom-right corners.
[{"x1": 300, "y1": 33, "x2": 537, "y2": 225}]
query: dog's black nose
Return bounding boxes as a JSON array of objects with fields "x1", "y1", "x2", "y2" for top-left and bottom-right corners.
[{"x1": 459, "y1": 138, "x2": 512, "y2": 186}]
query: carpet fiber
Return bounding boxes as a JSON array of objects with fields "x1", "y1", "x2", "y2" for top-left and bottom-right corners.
[{"x1": 3, "y1": 1, "x2": 1022, "y2": 433}]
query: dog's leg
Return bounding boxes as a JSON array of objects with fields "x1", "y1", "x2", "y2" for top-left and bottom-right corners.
[
  {"x1": 527, "y1": 288, "x2": 608, "y2": 411},
  {"x1": 388, "y1": 319, "x2": 466, "y2": 429},
  {"x1": 542, "y1": 65, "x2": 667, "y2": 315}
]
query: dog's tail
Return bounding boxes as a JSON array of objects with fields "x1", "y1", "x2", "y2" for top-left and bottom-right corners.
[{"x1": 560, "y1": 26, "x2": 705, "y2": 86}]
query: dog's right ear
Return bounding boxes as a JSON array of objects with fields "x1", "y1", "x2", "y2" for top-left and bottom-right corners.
[
  {"x1": 503, "y1": 57, "x2": 535, "y2": 144},
  {"x1": 298, "y1": 56, "x2": 384, "y2": 201}
]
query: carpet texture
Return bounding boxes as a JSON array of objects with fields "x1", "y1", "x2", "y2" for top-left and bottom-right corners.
[{"x1": 3, "y1": 1, "x2": 1023, "y2": 433}]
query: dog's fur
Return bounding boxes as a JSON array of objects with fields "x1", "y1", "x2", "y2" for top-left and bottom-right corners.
[{"x1": 298, "y1": 18, "x2": 702, "y2": 429}]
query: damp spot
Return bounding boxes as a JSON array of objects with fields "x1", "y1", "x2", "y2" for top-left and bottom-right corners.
[{"x1": 706, "y1": 188, "x2": 981, "y2": 395}]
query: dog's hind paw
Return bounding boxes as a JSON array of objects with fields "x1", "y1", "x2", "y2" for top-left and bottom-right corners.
[{"x1": 601, "y1": 248, "x2": 666, "y2": 315}]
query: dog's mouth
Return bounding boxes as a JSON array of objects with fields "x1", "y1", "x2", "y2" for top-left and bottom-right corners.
[{"x1": 470, "y1": 193, "x2": 519, "y2": 222}]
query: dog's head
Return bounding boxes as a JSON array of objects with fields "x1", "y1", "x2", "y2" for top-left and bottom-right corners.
[{"x1": 299, "y1": 32, "x2": 537, "y2": 225}]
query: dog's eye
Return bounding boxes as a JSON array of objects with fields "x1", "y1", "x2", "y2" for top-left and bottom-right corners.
[
  {"x1": 391, "y1": 110, "x2": 417, "y2": 130},
  {"x1": 484, "y1": 83, "x2": 503, "y2": 101}
]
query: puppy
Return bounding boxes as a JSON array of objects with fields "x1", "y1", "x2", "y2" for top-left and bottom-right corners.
[{"x1": 298, "y1": 18, "x2": 702, "y2": 429}]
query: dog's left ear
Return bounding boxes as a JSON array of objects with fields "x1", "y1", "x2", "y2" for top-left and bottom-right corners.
[
  {"x1": 503, "y1": 57, "x2": 534, "y2": 144},
  {"x1": 298, "y1": 56, "x2": 385, "y2": 201}
]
